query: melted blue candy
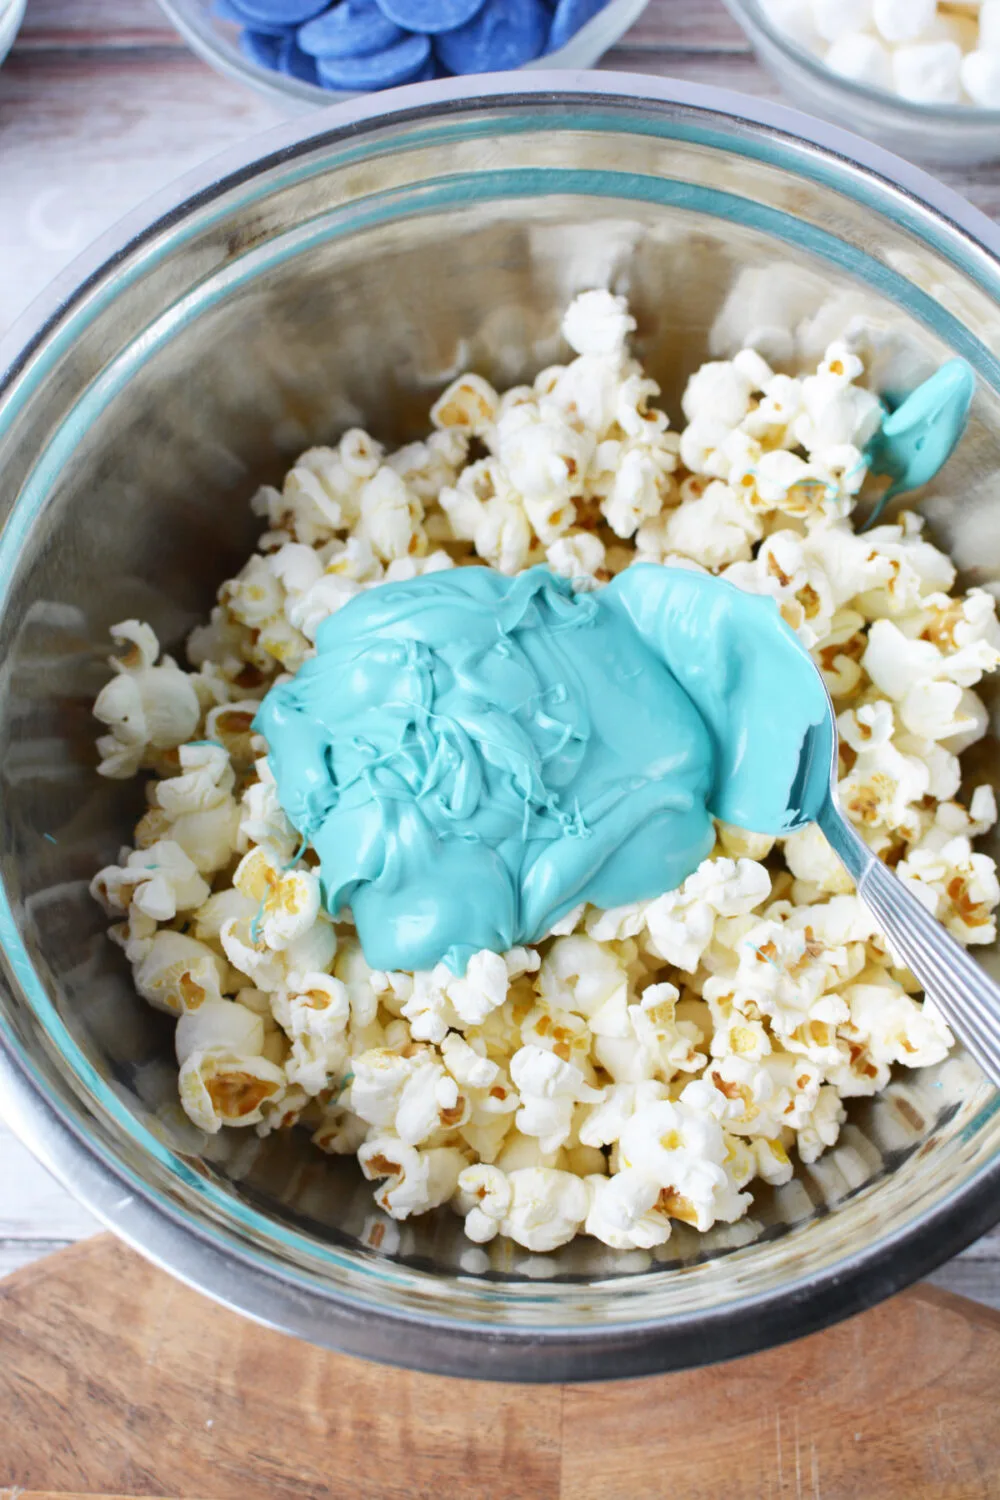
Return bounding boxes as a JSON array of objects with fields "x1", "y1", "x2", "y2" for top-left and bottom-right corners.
[
  {"x1": 863, "y1": 358, "x2": 975, "y2": 527},
  {"x1": 256, "y1": 564, "x2": 829, "y2": 974}
]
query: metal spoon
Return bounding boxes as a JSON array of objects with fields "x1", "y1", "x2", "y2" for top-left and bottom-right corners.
[{"x1": 790, "y1": 661, "x2": 1000, "y2": 1086}]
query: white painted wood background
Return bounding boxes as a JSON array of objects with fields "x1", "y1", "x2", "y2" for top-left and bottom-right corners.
[{"x1": 1, "y1": 0, "x2": 1000, "y2": 1304}]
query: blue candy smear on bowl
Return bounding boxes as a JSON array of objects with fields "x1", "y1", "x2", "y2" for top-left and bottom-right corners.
[{"x1": 214, "y1": 0, "x2": 622, "y2": 88}]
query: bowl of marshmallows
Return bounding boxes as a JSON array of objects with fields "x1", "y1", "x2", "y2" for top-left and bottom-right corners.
[{"x1": 723, "y1": 0, "x2": 1000, "y2": 163}]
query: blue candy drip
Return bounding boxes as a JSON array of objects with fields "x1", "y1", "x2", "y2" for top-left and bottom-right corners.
[{"x1": 863, "y1": 358, "x2": 976, "y2": 529}]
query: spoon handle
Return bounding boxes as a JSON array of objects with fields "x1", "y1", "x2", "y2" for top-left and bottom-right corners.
[{"x1": 818, "y1": 795, "x2": 1000, "y2": 1086}]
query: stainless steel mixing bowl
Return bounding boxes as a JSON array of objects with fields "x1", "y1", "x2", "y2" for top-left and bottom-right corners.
[{"x1": 3, "y1": 73, "x2": 1000, "y2": 1382}]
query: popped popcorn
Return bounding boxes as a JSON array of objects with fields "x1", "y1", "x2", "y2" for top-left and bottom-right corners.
[
  {"x1": 90, "y1": 289, "x2": 997, "y2": 1255},
  {"x1": 134, "y1": 930, "x2": 230, "y2": 1015},
  {"x1": 94, "y1": 621, "x2": 201, "y2": 778},
  {"x1": 358, "y1": 1135, "x2": 466, "y2": 1218},
  {"x1": 231, "y1": 846, "x2": 322, "y2": 952},
  {"x1": 271, "y1": 973, "x2": 351, "y2": 1096},
  {"x1": 509, "y1": 1044, "x2": 601, "y2": 1154},
  {"x1": 175, "y1": 996, "x2": 265, "y2": 1065},
  {"x1": 92, "y1": 841, "x2": 210, "y2": 923},
  {"x1": 457, "y1": 1166, "x2": 590, "y2": 1251},
  {"x1": 179, "y1": 1050, "x2": 286, "y2": 1134},
  {"x1": 137, "y1": 741, "x2": 241, "y2": 875}
]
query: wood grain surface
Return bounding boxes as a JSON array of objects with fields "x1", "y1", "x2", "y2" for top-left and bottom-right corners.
[
  {"x1": 3, "y1": 1234, "x2": 1000, "y2": 1499},
  {"x1": 2, "y1": 0, "x2": 1000, "y2": 1310}
]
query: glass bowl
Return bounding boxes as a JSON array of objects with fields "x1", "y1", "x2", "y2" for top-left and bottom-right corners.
[
  {"x1": 723, "y1": 0, "x2": 1000, "y2": 166},
  {"x1": 2, "y1": 73, "x2": 1000, "y2": 1382},
  {"x1": 156, "y1": 0, "x2": 651, "y2": 113},
  {"x1": 0, "y1": 0, "x2": 26, "y2": 70}
]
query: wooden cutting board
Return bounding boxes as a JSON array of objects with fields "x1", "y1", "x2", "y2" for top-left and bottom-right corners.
[{"x1": 3, "y1": 1235, "x2": 1000, "y2": 1499}]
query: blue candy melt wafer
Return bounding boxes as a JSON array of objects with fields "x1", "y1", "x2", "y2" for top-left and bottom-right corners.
[
  {"x1": 547, "y1": 0, "x2": 607, "y2": 51},
  {"x1": 213, "y1": 0, "x2": 293, "y2": 33},
  {"x1": 375, "y1": 0, "x2": 487, "y2": 35},
  {"x1": 240, "y1": 27, "x2": 285, "y2": 67},
  {"x1": 278, "y1": 34, "x2": 321, "y2": 79},
  {"x1": 235, "y1": 0, "x2": 328, "y2": 24},
  {"x1": 317, "y1": 30, "x2": 431, "y2": 86},
  {"x1": 299, "y1": 0, "x2": 405, "y2": 57},
  {"x1": 435, "y1": 0, "x2": 548, "y2": 73}
]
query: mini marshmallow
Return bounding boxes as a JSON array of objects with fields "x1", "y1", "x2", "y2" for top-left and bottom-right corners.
[
  {"x1": 811, "y1": 0, "x2": 874, "y2": 41},
  {"x1": 892, "y1": 40, "x2": 963, "y2": 102},
  {"x1": 825, "y1": 31, "x2": 893, "y2": 86},
  {"x1": 873, "y1": 0, "x2": 937, "y2": 43},
  {"x1": 981, "y1": 0, "x2": 1000, "y2": 51},
  {"x1": 761, "y1": 0, "x2": 824, "y2": 50}
]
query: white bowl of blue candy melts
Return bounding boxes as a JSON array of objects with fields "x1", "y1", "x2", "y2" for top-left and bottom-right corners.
[
  {"x1": 0, "y1": 0, "x2": 27, "y2": 70},
  {"x1": 156, "y1": 0, "x2": 651, "y2": 109}
]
